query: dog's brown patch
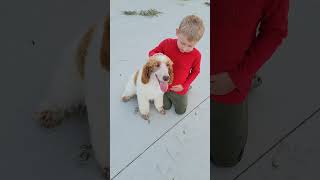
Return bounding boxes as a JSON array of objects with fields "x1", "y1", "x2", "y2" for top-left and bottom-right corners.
[
  {"x1": 141, "y1": 57, "x2": 159, "y2": 84},
  {"x1": 76, "y1": 24, "x2": 96, "y2": 79},
  {"x1": 100, "y1": 16, "x2": 109, "y2": 71},
  {"x1": 134, "y1": 70, "x2": 139, "y2": 85},
  {"x1": 167, "y1": 59, "x2": 174, "y2": 84}
]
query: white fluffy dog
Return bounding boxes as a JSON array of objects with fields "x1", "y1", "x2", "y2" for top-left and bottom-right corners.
[
  {"x1": 33, "y1": 16, "x2": 109, "y2": 178},
  {"x1": 121, "y1": 54, "x2": 173, "y2": 120}
]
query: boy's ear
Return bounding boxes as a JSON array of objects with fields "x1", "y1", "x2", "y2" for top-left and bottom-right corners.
[{"x1": 176, "y1": 28, "x2": 179, "y2": 36}]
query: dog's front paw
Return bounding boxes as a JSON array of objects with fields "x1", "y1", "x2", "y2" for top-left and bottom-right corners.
[
  {"x1": 159, "y1": 108, "x2": 166, "y2": 115},
  {"x1": 121, "y1": 96, "x2": 131, "y2": 102},
  {"x1": 141, "y1": 113, "x2": 149, "y2": 121},
  {"x1": 33, "y1": 110, "x2": 63, "y2": 128}
]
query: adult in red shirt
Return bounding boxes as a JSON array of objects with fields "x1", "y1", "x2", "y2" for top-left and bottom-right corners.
[{"x1": 211, "y1": 0, "x2": 289, "y2": 167}]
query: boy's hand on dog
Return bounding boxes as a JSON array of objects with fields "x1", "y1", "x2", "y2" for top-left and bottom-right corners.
[
  {"x1": 211, "y1": 72, "x2": 236, "y2": 95},
  {"x1": 170, "y1": 84, "x2": 183, "y2": 92},
  {"x1": 151, "y1": 53, "x2": 164, "y2": 57}
]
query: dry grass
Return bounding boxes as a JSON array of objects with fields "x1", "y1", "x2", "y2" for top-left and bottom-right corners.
[
  {"x1": 123, "y1": 10, "x2": 138, "y2": 15},
  {"x1": 122, "y1": 9, "x2": 162, "y2": 17}
]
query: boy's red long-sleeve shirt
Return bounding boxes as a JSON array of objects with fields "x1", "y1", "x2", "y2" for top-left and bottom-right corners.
[
  {"x1": 212, "y1": 0, "x2": 289, "y2": 104},
  {"x1": 149, "y1": 38, "x2": 201, "y2": 95}
]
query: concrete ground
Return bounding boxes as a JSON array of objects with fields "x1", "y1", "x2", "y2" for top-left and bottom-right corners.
[{"x1": 110, "y1": 0, "x2": 210, "y2": 179}]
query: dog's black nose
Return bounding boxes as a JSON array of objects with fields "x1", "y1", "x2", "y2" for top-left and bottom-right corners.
[{"x1": 163, "y1": 76, "x2": 169, "y2": 81}]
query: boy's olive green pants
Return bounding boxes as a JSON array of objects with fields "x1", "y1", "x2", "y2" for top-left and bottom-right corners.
[
  {"x1": 163, "y1": 91, "x2": 188, "y2": 115},
  {"x1": 210, "y1": 98, "x2": 248, "y2": 167}
]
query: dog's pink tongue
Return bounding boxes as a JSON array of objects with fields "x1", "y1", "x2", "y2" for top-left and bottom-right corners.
[{"x1": 159, "y1": 81, "x2": 168, "y2": 92}]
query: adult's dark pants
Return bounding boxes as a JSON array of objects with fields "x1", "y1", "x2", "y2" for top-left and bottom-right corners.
[{"x1": 210, "y1": 98, "x2": 248, "y2": 167}]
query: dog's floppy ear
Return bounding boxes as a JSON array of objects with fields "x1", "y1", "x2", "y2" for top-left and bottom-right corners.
[
  {"x1": 167, "y1": 59, "x2": 174, "y2": 84},
  {"x1": 141, "y1": 58, "x2": 157, "y2": 84}
]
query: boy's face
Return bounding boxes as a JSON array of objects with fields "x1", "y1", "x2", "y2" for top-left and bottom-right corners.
[{"x1": 176, "y1": 29, "x2": 197, "y2": 53}]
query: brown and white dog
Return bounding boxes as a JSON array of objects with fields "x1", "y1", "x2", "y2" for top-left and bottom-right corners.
[
  {"x1": 121, "y1": 54, "x2": 173, "y2": 121},
  {"x1": 33, "y1": 16, "x2": 109, "y2": 178}
]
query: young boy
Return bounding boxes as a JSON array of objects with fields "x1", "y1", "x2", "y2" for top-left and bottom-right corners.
[{"x1": 148, "y1": 15, "x2": 205, "y2": 114}]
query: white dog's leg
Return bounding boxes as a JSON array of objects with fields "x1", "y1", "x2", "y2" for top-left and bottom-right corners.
[
  {"x1": 121, "y1": 71, "x2": 137, "y2": 102},
  {"x1": 34, "y1": 43, "x2": 85, "y2": 128},
  {"x1": 137, "y1": 94, "x2": 150, "y2": 120},
  {"x1": 154, "y1": 95, "x2": 165, "y2": 115},
  {"x1": 84, "y1": 19, "x2": 108, "y2": 174}
]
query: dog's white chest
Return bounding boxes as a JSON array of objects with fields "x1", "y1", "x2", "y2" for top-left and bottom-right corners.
[{"x1": 137, "y1": 80, "x2": 163, "y2": 100}]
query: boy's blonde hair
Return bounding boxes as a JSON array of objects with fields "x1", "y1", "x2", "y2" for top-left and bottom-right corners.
[{"x1": 178, "y1": 15, "x2": 205, "y2": 42}]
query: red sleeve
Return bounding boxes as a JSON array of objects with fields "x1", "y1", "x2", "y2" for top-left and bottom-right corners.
[
  {"x1": 183, "y1": 53, "x2": 201, "y2": 90},
  {"x1": 228, "y1": 0, "x2": 289, "y2": 92},
  {"x1": 148, "y1": 39, "x2": 168, "y2": 57}
]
